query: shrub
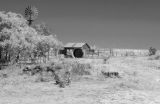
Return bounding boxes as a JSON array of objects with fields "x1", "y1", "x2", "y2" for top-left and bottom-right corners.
[
  {"x1": 32, "y1": 62, "x2": 71, "y2": 88},
  {"x1": 51, "y1": 61, "x2": 92, "y2": 87},
  {"x1": 22, "y1": 64, "x2": 45, "y2": 75},
  {"x1": 70, "y1": 62, "x2": 91, "y2": 76},
  {"x1": 53, "y1": 68, "x2": 71, "y2": 88},
  {"x1": 149, "y1": 47, "x2": 157, "y2": 56}
]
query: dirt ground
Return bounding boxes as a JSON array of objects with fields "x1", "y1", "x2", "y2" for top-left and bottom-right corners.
[{"x1": 1, "y1": 57, "x2": 160, "y2": 104}]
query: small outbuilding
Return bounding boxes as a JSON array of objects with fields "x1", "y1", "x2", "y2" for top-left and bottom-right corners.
[{"x1": 60, "y1": 42, "x2": 91, "y2": 58}]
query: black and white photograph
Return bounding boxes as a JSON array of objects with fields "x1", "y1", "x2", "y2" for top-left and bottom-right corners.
[{"x1": 0, "y1": 0, "x2": 160, "y2": 103}]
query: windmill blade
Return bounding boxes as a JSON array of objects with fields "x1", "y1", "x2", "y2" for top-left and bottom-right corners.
[
  {"x1": 25, "y1": 5, "x2": 32, "y2": 18},
  {"x1": 31, "y1": 6, "x2": 38, "y2": 20},
  {"x1": 24, "y1": 5, "x2": 38, "y2": 20}
]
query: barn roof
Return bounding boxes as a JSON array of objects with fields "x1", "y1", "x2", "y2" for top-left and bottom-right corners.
[
  {"x1": 73, "y1": 43, "x2": 86, "y2": 47},
  {"x1": 64, "y1": 43, "x2": 75, "y2": 47},
  {"x1": 64, "y1": 42, "x2": 90, "y2": 48}
]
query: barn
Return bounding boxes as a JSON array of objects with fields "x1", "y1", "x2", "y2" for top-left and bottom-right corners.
[{"x1": 60, "y1": 43, "x2": 91, "y2": 58}]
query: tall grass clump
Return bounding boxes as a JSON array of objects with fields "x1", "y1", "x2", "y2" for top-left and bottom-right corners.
[{"x1": 70, "y1": 61, "x2": 91, "y2": 76}]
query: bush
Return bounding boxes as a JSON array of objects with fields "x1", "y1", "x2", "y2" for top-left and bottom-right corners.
[
  {"x1": 53, "y1": 70, "x2": 71, "y2": 88},
  {"x1": 149, "y1": 47, "x2": 157, "y2": 56},
  {"x1": 25, "y1": 63, "x2": 71, "y2": 88},
  {"x1": 70, "y1": 62, "x2": 91, "y2": 76},
  {"x1": 51, "y1": 61, "x2": 92, "y2": 87}
]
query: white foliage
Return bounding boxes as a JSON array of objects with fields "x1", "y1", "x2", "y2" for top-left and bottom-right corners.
[{"x1": 0, "y1": 11, "x2": 63, "y2": 61}]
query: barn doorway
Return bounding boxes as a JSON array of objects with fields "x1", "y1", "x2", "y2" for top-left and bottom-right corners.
[{"x1": 73, "y1": 49, "x2": 84, "y2": 58}]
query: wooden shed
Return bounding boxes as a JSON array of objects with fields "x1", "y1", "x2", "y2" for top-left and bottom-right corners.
[{"x1": 60, "y1": 43, "x2": 91, "y2": 58}]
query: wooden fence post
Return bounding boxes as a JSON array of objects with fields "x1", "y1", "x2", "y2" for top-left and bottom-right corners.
[{"x1": 48, "y1": 51, "x2": 50, "y2": 61}]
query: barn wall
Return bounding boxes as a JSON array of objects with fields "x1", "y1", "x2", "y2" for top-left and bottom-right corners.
[{"x1": 82, "y1": 44, "x2": 90, "y2": 57}]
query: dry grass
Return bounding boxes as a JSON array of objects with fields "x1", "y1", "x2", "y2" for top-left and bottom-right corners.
[
  {"x1": 1, "y1": 57, "x2": 160, "y2": 104},
  {"x1": 148, "y1": 55, "x2": 160, "y2": 60}
]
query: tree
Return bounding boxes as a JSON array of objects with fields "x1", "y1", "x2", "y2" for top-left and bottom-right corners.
[
  {"x1": 24, "y1": 5, "x2": 38, "y2": 26},
  {"x1": 0, "y1": 11, "x2": 63, "y2": 64},
  {"x1": 0, "y1": 11, "x2": 40, "y2": 63},
  {"x1": 33, "y1": 23, "x2": 52, "y2": 36},
  {"x1": 33, "y1": 23, "x2": 63, "y2": 57}
]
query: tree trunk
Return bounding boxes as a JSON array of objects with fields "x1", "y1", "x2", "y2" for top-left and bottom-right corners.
[
  {"x1": 0, "y1": 47, "x2": 1, "y2": 60},
  {"x1": 15, "y1": 51, "x2": 20, "y2": 63},
  {"x1": 48, "y1": 51, "x2": 50, "y2": 61},
  {"x1": 5, "y1": 51, "x2": 8, "y2": 61}
]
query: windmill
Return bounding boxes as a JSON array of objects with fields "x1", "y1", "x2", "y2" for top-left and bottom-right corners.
[{"x1": 25, "y1": 5, "x2": 38, "y2": 26}]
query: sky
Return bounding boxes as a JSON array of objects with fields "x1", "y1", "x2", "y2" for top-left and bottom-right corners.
[{"x1": 0, "y1": 0, "x2": 160, "y2": 49}]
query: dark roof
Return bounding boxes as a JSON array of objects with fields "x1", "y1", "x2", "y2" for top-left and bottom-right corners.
[{"x1": 64, "y1": 42, "x2": 90, "y2": 48}]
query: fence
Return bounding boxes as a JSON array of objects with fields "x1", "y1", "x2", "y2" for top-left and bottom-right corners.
[
  {"x1": 86, "y1": 48, "x2": 155, "y2": 58},
  {"x1": 16, "y1": 49, "x2": 60, "y2": 67}
]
